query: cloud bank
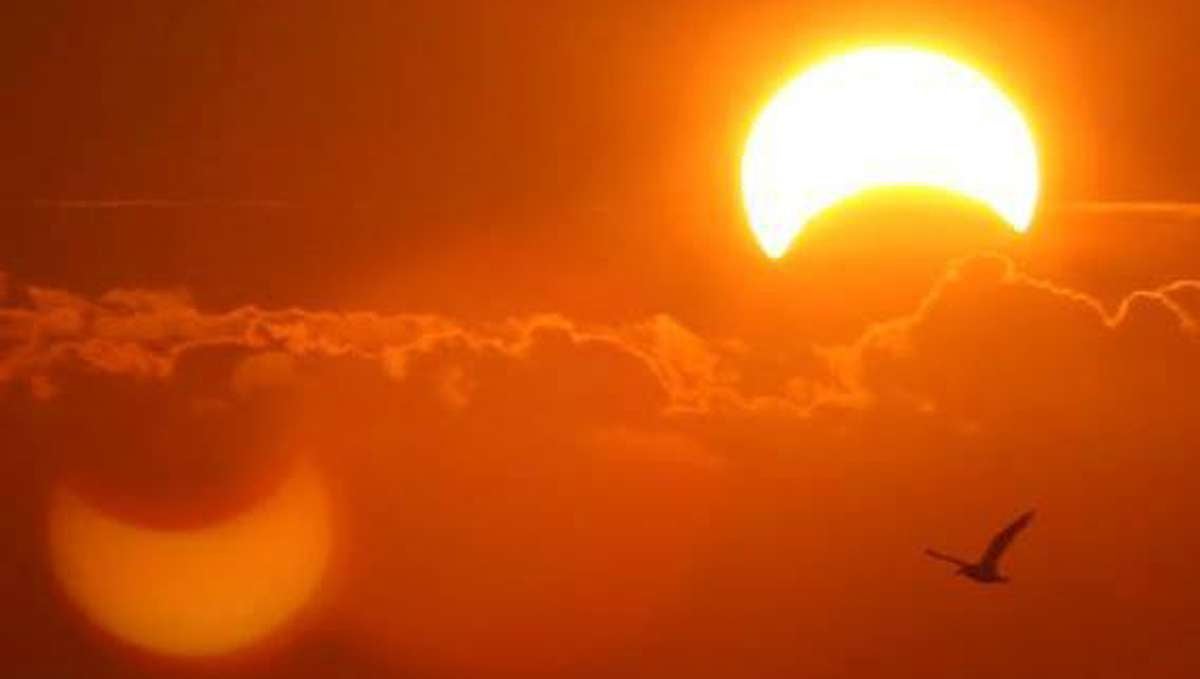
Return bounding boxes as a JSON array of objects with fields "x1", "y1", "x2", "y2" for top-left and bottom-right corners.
[
  {"x1": 5, "y1": 252, "x2": 1200, "y2": 677},
  {"x1": 3, "y1": 252, "x2": 1197, "y2": 420}
]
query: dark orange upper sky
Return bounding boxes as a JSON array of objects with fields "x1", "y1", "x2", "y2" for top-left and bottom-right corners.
[
  {"x1": 3, "y1": 2, "x2": 1200, "y2": 678},
  {"x1": 5, "y1": 1, "x2": 1199, "y2": 301}
]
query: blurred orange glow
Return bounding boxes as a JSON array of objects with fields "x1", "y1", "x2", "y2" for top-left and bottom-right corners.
[
  {"x1": 3, "y1": 3, "x2": 1200, "y2": 677},
  {"x1": 47, "y1": 462, "x2": 332, "y2": 658}
]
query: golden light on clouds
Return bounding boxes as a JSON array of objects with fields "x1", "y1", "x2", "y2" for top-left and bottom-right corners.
[
  {"x1": 7, "y1": 3, "x2": 1200, "y2": 676},
  {"x1": 742, "y1": 46, "x2": 1041, "y2": 259},
  {"x1": 47, "y1": 463, "x2": 332, "y2": 658}
]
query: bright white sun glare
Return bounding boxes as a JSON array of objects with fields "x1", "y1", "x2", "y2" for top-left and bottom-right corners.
[{"x1": 742, "y1": 46, "x2": 1040, "y2": 259}]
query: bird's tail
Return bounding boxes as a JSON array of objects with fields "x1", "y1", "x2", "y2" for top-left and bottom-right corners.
[{"x1": 924, "y1": 549, "x2": 972, "y2": 568}]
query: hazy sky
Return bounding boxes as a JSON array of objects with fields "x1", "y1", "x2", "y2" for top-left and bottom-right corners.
[{"x1": 3, "y1": 3, "x2": 1200, "y2": 677}]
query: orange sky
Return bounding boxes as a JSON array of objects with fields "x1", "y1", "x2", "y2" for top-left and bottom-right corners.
[{"x1": 3, "y1": 2, "x2": 1200, "y2": 678}]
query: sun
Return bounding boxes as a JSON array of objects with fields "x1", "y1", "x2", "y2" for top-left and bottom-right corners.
[{"x1": 741, "y1": 46, "x2": 1041, "y2": 259}]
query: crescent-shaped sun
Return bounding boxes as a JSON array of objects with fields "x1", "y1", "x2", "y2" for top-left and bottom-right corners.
[
  {"x1": 47, "y1": 462, "x2": 332, "y2": 658},
  {"x1": 742, "y1": 46, "x2": 1040, "y2": 259}
]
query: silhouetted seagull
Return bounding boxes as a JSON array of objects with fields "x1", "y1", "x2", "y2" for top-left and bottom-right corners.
[{"x1": 925, "y1": 510, "x2": 1034, "y2": 583}]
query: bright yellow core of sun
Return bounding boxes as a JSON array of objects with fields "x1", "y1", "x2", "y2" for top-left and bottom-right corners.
[{"x1": 742, "y1": 46, "x2": 1041, "y2": 259}]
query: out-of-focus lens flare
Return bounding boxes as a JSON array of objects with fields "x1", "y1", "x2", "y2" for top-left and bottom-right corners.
[
  {"x1": 47, "y1": 462, "x2": 332, "y2": 658},
  {"x1": 742, "y1": 46, "x2": 1040, "y2": 259}
]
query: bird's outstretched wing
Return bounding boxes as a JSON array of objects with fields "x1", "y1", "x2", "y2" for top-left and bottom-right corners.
[
  {"x1": 980, "y1": 510, "x2": 1034, "y2": 567},
  {"x1": 924, "y1": 549, "x2": 972, "y2": 568}
]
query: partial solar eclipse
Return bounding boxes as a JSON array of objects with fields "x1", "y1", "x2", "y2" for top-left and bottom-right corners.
[
  {"x1": 742, "y1": 46, "x2": 1041, "y2": 259},
  {"x1": 47, "y1": 463, "x2": 332, "y2": 658}
]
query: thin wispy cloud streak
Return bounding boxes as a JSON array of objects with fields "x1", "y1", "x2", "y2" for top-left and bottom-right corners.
[
  {"x1": 1057, "y1": 201, "x2": 1200, "y2": 218},
  {"x1": 24, "y1": 199, "x2": 294, "y2": 210}
]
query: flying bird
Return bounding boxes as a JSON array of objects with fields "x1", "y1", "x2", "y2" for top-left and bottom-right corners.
[{"x1": 925, "y1": 510, "x2": 1034, "y2": 583}]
